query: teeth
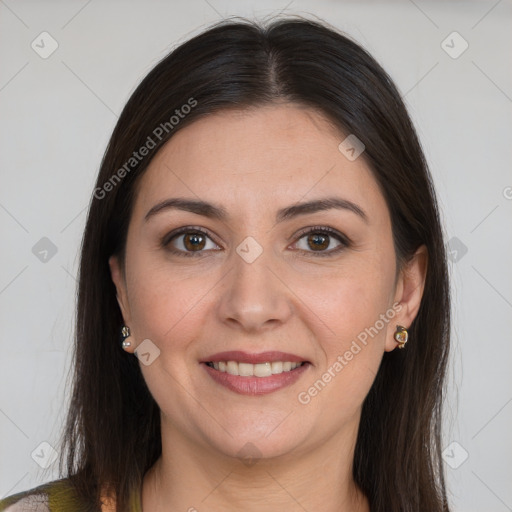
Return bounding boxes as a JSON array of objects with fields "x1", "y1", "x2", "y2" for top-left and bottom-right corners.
[
  {"x1": 226, "y1": 361, "x2": 239, "y2": 375},
  {"x1": 271, "y1": 361, "x2": 283, "y2": 374},
  {"x1": 208, "y1": 360, "x2": 304, "y2": 377}
]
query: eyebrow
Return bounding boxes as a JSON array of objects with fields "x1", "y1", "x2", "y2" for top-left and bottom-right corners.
[{"x1": 144, "y1": 196, "x2": 368, "y2": 223}]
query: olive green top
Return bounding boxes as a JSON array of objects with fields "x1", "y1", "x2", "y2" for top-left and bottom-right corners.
[{"x1": 0, "y1": 478, "x2": 142, "y2": 512}]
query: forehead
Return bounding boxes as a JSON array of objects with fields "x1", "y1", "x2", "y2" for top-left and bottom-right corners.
[{"x1": 132, "y1": 104, "x2": 387, "y2": 224}]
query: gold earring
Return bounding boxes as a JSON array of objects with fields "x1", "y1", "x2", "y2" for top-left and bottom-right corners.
[
  {"x1": 394, "y1": 325, "x2": 408, "y2": 349},
  {"x1": 121, "y1": 325, "x2": 132, "y2": 350}
]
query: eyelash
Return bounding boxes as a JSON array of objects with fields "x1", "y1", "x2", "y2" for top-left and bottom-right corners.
[{"x1": 161, "y1": 225, "x2": 350, "y2": 258}]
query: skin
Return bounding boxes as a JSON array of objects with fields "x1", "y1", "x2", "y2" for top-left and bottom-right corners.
[{"x1": 109, "y1": 103, "x2": 427, "y2": 512}]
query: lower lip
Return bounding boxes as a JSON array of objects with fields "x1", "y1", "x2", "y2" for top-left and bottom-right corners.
[{"x1": 202, "y1": 363, "x2": 310, "y2": 395}]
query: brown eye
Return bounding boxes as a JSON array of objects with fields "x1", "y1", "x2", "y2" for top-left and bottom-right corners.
[
  {"x1": 293, "y1": 227, "x2": 348, "y2": 257},
  {"x1": 306, "y1": 233, "x2": 330, "y2": 251},
  {"x1": 183, "y1": 232, "x2": 206, "y2": 251},
  {"x1": 163, "y1": 228, "x2": 220, "y2": 256}
]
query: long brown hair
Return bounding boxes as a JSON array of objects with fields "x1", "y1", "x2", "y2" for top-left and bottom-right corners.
[{"x1": 58, "y1": 16, "x2": 451, "y2": 511}]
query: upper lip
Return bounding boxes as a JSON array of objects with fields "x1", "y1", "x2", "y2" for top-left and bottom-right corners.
[{"x1": 200, "y1": 351, "x2": 309, "y2": 364}]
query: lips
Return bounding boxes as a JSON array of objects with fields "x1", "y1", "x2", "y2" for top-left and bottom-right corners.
[
  {"x1": 200, "y1": 361, "x2": 311, "y2": 396},
  {"x1": 200, "y1": 351, "x2": 308, "y2": 365},
  {"x1": 200, "y1": 350, "x2": 311, "y2": 395}
]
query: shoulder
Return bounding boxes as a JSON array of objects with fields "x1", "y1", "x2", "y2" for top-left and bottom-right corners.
[
  {"x1": 0, "y1": 492, "x2": 48, "y2": 512},
  {"x1": 0, "y1": 478, "x2": 90, "y2": 512}
]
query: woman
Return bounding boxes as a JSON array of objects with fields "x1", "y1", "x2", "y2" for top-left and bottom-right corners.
[{"x1": 0, "y1": 16, "x2": 451, "y2": 512}]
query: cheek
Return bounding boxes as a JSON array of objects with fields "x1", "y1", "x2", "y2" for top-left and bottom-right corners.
[
  {"x1": 293, "y1": 254, "x2": 396, "y2": 408},
  {"x1": 124, "y1": 258, "x2": 212, "y2": 415},
  {"x1": 297, "y1": 255, "x2": 394, "y2": 345},
  {"x1": 124, "y1": 254, "x2": 207, "y2": 348}
]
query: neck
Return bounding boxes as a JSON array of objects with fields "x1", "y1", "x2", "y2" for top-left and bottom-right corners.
[{"x1": 142, "y1": 417, "x2": 369, "y2": 512}]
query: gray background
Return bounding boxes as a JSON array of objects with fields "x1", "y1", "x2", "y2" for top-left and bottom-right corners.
[{"x1": 1, "y1": 1, "x2": 511, "y2": 510}]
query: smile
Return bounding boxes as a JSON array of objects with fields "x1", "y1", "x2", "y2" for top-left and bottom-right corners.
[
  {"x1": 202, "y1": 355, "x2": 310, "y2": 395},
  {"x1": 205, "y1": 360, "x2": 305, "y2": 377}
]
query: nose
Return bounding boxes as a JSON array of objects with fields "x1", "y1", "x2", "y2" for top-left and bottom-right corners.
[{"x1": 216, "y1": 246, "x2": 293, "y2": 333}]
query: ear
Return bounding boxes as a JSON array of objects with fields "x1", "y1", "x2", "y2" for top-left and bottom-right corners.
[
  {"x1": 109, "y1": 254, "x2": 132, "y2": 326},
  {"x1": 385, "y1": 245, "x2": 428, "y2": 352}
]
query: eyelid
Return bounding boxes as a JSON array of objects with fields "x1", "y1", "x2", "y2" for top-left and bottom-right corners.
[
  {"x1": 162, "y1": 225, "x2": 350, "y2": 257},
  {"x1": 290, "y1": 225, "x2": 350, "y2": 256},
  {"x1": 162, "y1": 225, "x2": 215, "y2": 240},
  {"x1": 161, "y1": 225, "x2": 222, "y2": 251},
  {"x1": 292, "y1": 225, "x2": 351, "y2": 245}
]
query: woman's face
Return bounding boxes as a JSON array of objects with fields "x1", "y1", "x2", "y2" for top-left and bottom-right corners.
[{"x1": 110, "y1": 104, "x2": 425, "y2": 462}]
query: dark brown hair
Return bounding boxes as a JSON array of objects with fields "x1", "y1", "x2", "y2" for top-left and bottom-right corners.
[{"x1": 57, "y1": 16, "x2": 450, "y2": 511}]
